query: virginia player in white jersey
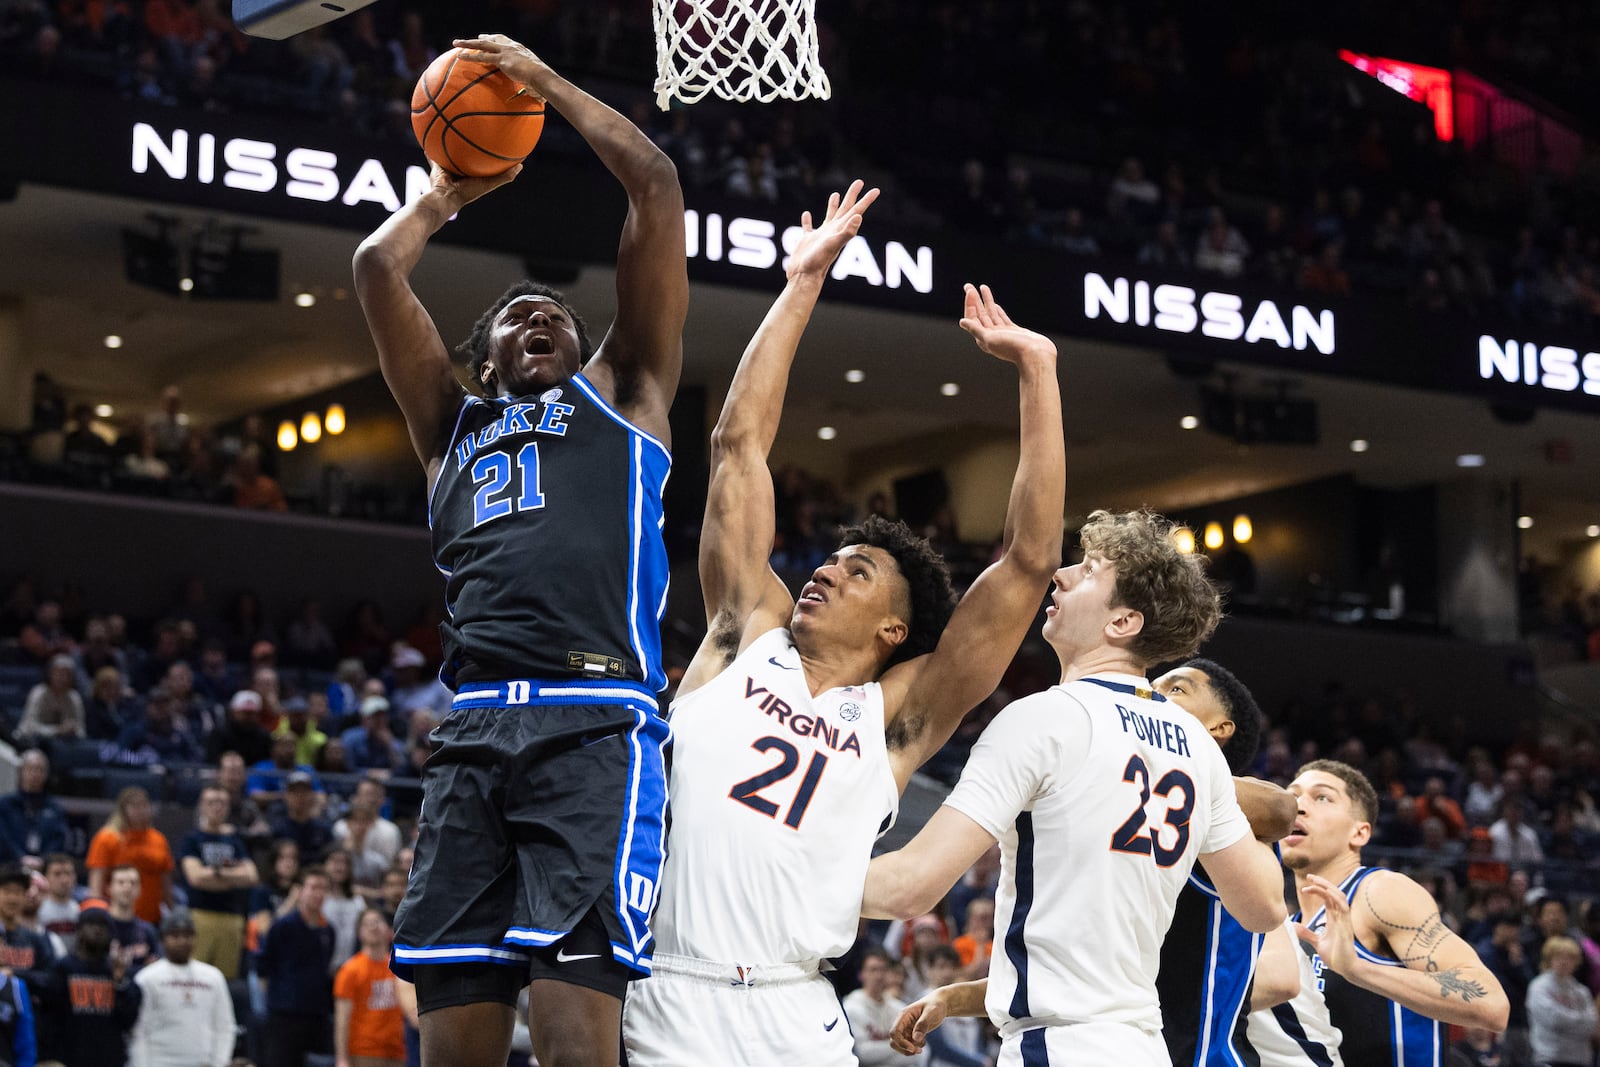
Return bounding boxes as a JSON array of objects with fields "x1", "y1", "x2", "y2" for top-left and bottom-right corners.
[
  {"x1": 622, "y1": 183, "x2": 1066, "y2": 1066},
  {"x1": 863, "y1": 510, "x2": 1288, "y2": 1066}
]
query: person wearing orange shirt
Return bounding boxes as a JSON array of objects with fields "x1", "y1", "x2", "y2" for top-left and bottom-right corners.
[
  {"x1": 1413, "y1": 775, "x2": 1467, "y2": 839},
  {"x1": 86, "y1": 787, "x2": 175, "y2": 924},
  {"x1": 950, "y1": 896, "x2": 994, "y2": 978},
  {"x1": 335, "y1": 908, "x2": 406, "y2": 1067}
]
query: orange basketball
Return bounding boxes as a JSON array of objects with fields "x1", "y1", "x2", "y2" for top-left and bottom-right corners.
[{"x1": 411, "y1": 48, "x2": 545, "y2": 178}]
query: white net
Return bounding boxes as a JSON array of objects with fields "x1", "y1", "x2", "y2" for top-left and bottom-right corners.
[{"x1": 653, "y1": 0, "x2": 831, "y2": 110}]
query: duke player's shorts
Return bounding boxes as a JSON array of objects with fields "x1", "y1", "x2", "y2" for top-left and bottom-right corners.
[
  {"x1": 391, "y1": 678, "x2": 670, "y2": 1002},
  {"x1": 623, "y1": 954, "x2": 856, "y2": 1067},
  {"x1": 998, "y1": 1022, "x2": 1167, "y2": 1067}
]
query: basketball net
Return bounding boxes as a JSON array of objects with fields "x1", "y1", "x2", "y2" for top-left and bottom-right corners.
[{"x1": 653, "y1": 0, "x2": 831, "y2": 110}]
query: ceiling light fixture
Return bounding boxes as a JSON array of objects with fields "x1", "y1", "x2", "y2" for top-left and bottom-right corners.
[
  {"x1": 294, "y1": 292, "x2": 316, "y2": 308},
  {"x1": 1456, "y1": 454, "x2": 1485, "y2": 468},
  {"x1": 817, "y1": 426, "x2": 837, "y2": 441},
  {"x1": 103, "y1": 335, "x2": 123, "y2": 349},
  {"x1": 940, "y1": 382, "x2": 960, "y2": 397},
  {"x1": 94, "y1": 404, "x2": 113, "y2": 418},
  {"x1": 1349, "y1": 439, "x2": 1369, "y2": 453},
  {"x1": 1516, "y1": 515, "x2": 1533, "y2": 530},
  {"x1": 300, "y1": 412, "x2": 322, "y2": 444},
  {"x1": 1180, "y1": 415, "x2": 1199, "y2": 430},
  {"x1": 325, "y1": 404, "x2": 346, "y2": 435},
  {"x1": 1203, "y1": 522, "x2": 1225, "y2": 551},
  {"x1": 276, "y1": 420, "x2": 297, "y2": 451},
  {"x1": 844, "y1": 369, "x2": 865, "y2": 383}
]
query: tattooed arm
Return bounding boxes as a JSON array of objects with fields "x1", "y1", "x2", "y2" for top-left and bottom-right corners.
[{"x1": 1295, "y1": 871, "x2": 1510, "y2": 1030}]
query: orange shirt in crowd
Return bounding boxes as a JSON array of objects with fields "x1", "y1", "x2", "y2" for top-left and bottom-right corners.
[
  {"x1": 952, "y1": 934, "x2": 992, "y2": 968},
  {"x1": 335, "y1": 951, "x2": 406, "y2": 1061},
  {"x1": 86, "y1": 826, "x2": 174, "y2": 924}
]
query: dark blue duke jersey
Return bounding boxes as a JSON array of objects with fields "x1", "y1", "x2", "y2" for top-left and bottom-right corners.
[{"x1": 429, "y1": 374, "x2": 670, "y2": 691}]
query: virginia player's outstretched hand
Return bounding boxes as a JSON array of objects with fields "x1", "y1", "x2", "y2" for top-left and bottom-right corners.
[
  {"x1": 958, "y1": 283, "x2": 1057, "y2": 366},
  {"x1": 889, "y1": 994, "x2": 948, "y2": 1056}
]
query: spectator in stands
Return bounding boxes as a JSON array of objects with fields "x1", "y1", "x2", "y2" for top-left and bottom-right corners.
[
  {"x1": 1526, "y1": 935, "x2": 1597, "y2": 1067},
  {"x1": 1194, "y1": 207, "x2": 1251, "y2": 277},
  {"x1": 918, "y1": 944, "x2": 988, "y2": 1067},
  {"x1": 248, "y1": 733, "x2": 320, "y2": 807},
  {"x1": 272, "y1": 696, "x2": 326, "y2": 768},
  {"x1": 206, "y1": 690, "x2": 272, "y2": 766},
  {"x1": 0, "y1": 750, "x2": 68, "y2": 866},
  {"x1": 1474, "y1": 912, "x2": 1533, "y2": 1060},
  {"x1": 0, "y1": 962, "x2": 36, "y2": 1067},
  {"x1": 320, "y1": 848, "x2": 365, "y2": 971},
  {"x1": 144, "y1": 386, "x2": 189, "y2": 463},
  {"x1": 178, "y1": 785, "x2": 258, "y2": 980},
  {"x1": 37, "y1": 853, "x2": 79, "y2": 955},
  {"x1": 943, "y1": 844, "x2": 1000, "y2": 934},
  {"x1": 1106, "y1": 157, "x2": 1161, "y2": 223},
  {"x1": 17, "y1": 654, "x2": 84, "y2": 743},
  {"x1": 129, "y1": 910, "x2": 236, "y2": 1067},
  {"x1": 134, "y1": 622, "x2": 184, "y2": 692},
  {"x1": 190, "y1": 640, "x2": 236, "y2": 710},
  {"x1": 1298, "y1": 241, "x2": 1351, "y2": 296},
  {"x1": 1490, "y1": 796, "x2": 1545, "y2": 864},
  {"x1": 951, "y1": 895, "x2": 994, "y2": 978},
  {"x1": 258, "y1": 865, "x2": 335, "y2": 1067},
  {"x1": 86, "y1": 789, "x2": 175, "y2": 925},
  {"x1": 18, "y1": 601, "x2": 74, "y2": 664},
  {"x1": 1463, "y1": 754, "x2": 1505, "y2": 827},
  {"x1": 76, "y1": 616, "x2": 128, "y2": 680},
  {"x1": 34, "y1": 901, "x2": 142, "y2": 1067},
  {"x1": 1525, "y1": 895, "x2": 1581, "y2": 965},
  {"x1": 1445, "y1": 1027, "x2": 1507, "y2": 1067},
  {"x1": 334, "y1": 908, "x2": 405, "y2": 1067},
  {"x1": 1137, "y1": 219, "x2": 1190, "y2": 269},
  {"x1": 214, "y1": 750, "x2": 271, "y2": 845},
  {"x1": 282, "y1": 596, "x2": 338, "y2": 670},
  {"x1": 110, "y1": 686, "x2": 202, "y2": 767},
  {"x1": 842, "y1": 948, "x2": 905, "y2": 1067},
  {"x1": 267, "y1": 773, "x2": 333, "y2": 863},
  {"x1": 387, "y1": 645, "x2": 450, "y2": 722},
  {"x1": 1054, "y1": 207, "x2": 1101, "y2": 256},
  {"x1": 249, "y1": 840, "x2": 301, "y2": 938},
  {"x1": 376, "y1": 867, "x2": 407, "y2": 928},
  {"x1": 229, "y1": 446, "x2": 286, "y2": 512},
  {"x1": 123, "y1": 430, "x2": 172, "y2": 483},
  {"x1": 0, "y1": 863, "x2": 56, "y2": 992},
  {"x1": 947, "y1": 159, "x2": 1004, "y2": 233},
  {"x1": 332, "y1": 778, "x2": 399, "y2": 889},
  {"x1": 339, "y1": 697, "x2": 405, "y2": 774},
  {"x1": 86, "y1": 665, "x2": 142, "y2": 742},
  {"x1": 1414, "y1": 775, "x2": 1467, "y2": 840},
  {"x1": 316, "y1": 737, "x2": 352, "y2": 776},
  {"x1": 102, "y1": 867, "x2": 162, "y2": 974},
  {"x1": 325, "y1": 658, "x2": 366, "y2": 725},
  {"x1": 1526, "y1": 765, "x2": 1562, "y2": 829},
  {"x1": 162, "y1": 661, "x2": 218, "y2": 739}
]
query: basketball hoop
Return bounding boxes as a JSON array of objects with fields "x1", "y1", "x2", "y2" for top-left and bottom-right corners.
[{"x1": 653, "y1": 0, "x2": 831, "y2": 110}]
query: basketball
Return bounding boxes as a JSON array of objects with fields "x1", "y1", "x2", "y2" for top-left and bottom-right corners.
[{"x1": 411, "y1": 48, "x2": 546, "y2": 178}]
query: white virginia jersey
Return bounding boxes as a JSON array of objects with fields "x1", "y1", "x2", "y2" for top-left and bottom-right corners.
[
  {"x1": 653, "y1": 628, "x2": 898, "y2": 963},
  {"x1": 944, "y1": 674, "x2": 1249, "y2": 1038},
  {"x1": 1245, "y1": 923, "x2": 1345, "y2": 1066}
]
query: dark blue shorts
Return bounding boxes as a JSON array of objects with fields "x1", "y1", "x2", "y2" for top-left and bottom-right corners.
[{"x1": 391, "y1": 678, "x2": 670, "y2": 981}]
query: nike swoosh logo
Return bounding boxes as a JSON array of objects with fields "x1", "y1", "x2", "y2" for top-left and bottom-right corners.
[
  {"x1": 823, "y1": 1017, "x2": 839, "y2": 1031},
  {"x1": 768, "y1": 656, "x2": 798, "y2": 670},
  {"x1": 579, "y1": 732, "x2": 614, "y2": 746},
  {"x1": 555, "y1": 948, "x2": 602, "y2": 964}
]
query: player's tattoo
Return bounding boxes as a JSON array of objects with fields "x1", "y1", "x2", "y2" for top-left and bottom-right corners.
[
  {"x1": 1364, "y1": 895, "x2": 1452, "y2": 972},
  {"x1": 1430, "y1": 967, "x2": 1488, "y2": 1002}
]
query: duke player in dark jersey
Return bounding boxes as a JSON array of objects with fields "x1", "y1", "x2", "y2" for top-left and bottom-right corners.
[
  {"x1": 887, "y1": 658, "x2": 1300, "y2": 1066},
  {"x1": 1284, "y1": 761, "x2": 1508, "y2": 1067},
  {"x1": 353, "y1": 32, "x2": 687, "y2": 1067},
  {"x1": 1152, "y1": 661, "x2": 1298, "y2": 1067}
]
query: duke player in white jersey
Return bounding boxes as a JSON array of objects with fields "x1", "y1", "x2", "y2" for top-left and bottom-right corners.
[
  {"x1": 622, "y1": 183, "x2": 1067, "y2": 1066},
  {"x1": 863, "y1": 510, "x2": 1288, "y2": 1066}
]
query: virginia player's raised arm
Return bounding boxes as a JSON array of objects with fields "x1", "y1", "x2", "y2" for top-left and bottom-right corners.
[
  {"x1": 882, "y1": 285, "x2": 1063, "y2": 787},
  {"x1": 677, "y1": 184, "x2": 880, "y2": 697},
  {"x1": 456, "y1": 34, "x2": 687, "y2": 441},
  {"x1": 354, "y1": 165, "x2": 513, "y2": 476}
]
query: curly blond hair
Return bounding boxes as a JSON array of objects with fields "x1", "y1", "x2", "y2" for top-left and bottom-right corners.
[{"x1": 1079, "y1": 509, "x2": 1220, "y2": 667}]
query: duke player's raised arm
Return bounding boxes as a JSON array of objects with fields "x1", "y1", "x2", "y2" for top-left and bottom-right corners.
[
  {"x1": 353, "y1": 166, "x2": 508, "y2": 473},
  {"x1": 454, "y1": 35, "x2": 687, "y2": 428}
]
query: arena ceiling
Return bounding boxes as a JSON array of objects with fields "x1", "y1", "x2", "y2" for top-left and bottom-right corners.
[{"x1": 5, "y1": 183, "x2": 1600, "y2": 557}]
